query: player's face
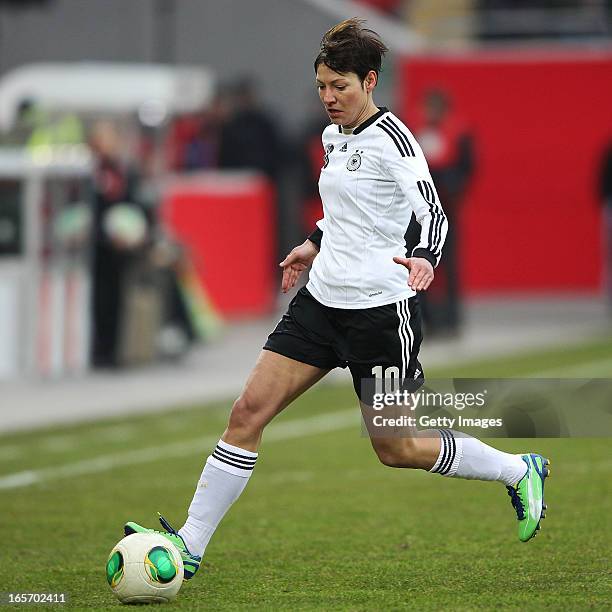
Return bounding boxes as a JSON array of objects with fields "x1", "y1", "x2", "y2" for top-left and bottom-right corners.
[{"x1": 316, "y1": 64, "x2": 374, "y2": 128}]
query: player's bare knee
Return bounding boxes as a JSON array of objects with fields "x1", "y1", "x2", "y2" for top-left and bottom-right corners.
[
  {"x1": 227, "y1": 395, "x2": 267, "y2": 436},
  {"x1": 227, "y1": 396, "x2": 258, "y2": 431},
  {"x1": 374, "y1": 440, "x2": 421, "y2": 469},
  {"x1": 377, "y1": 450, "x2": 418, "y2": 468}
]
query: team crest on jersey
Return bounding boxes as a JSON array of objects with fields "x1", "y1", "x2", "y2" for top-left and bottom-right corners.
[
  {"x1": 347, "y1": 150, "x2": 362, "y2": 171},
  {"x1": 322, "y1": 144, "x2": 334, "y2": 169}
]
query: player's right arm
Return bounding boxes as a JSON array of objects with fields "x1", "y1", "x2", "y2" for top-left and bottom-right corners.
[{"x1": 279, "y1": 238, "x2": 319, "y2": 293}]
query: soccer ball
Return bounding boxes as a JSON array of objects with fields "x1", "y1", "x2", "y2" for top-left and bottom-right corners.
[{"x1": 106, "y1": 533, "x2": 184, "y2": 604}]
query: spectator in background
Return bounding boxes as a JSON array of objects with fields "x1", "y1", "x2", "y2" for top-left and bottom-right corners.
[
  {"x1": 296, "y1": 107, "x2": 329, "y2": 235},
  {"x1": 600, "y1": 143, "x2": 612, "y2": 316},
  {"x1": 407, "y1": 88, "x2": 474, "y2": 336},
  {"x1": 0, "y1": 98, "x2": 84, "y2": 148},
  {"x1": 218, "y1": 77, "x2": 281, "y2": 180},
  {"x1": 168, "y1": 90, "x2": 230, "y2": 172},
  {"x1": 89, "y1": 120, "x2": 148, "y2": 367},
  {"x1": 219, "y1": 77, "x2": 288, "y2": 263}
]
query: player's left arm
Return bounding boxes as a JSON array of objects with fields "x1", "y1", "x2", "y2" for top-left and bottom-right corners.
[{"x1": 384, "y1": 149, "x2": 448, "y2": 291}]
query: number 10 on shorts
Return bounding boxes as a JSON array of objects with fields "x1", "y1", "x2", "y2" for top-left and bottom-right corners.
[{"x1": 371, "y1": 365, "x2": 401, "y2": 394}]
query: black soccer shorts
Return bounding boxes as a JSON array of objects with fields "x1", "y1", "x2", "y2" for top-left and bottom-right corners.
[{"x1": 263, "y1": 287, "x2": 424, "y2": 402}]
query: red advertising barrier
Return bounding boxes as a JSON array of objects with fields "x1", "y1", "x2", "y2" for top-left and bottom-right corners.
[
  {"x1": 161, "y1": 173, "x2": 276, "y2": 318},
  {"x1": 399, "y1": 50, "x2": 612, "y2": 294}
]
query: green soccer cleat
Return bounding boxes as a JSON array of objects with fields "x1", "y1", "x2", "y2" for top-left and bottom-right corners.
[
  {"x1": 124, "y1": 513, "x2": 201, "y2": 580},
  {"x1": 506, "y1": 454, "x2": 550, "y2": 542}
]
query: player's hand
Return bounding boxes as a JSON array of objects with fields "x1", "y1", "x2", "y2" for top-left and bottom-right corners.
[
  {"x1": 279, "y1": 240, "x2": 319, "y2": 293},
  {"x1": 393, "y1": 256, "x2": 434, "y2": 291}
]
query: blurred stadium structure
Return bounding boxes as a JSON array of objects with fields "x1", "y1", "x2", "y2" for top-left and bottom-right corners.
[{"x1": 0, "y1": 0, "x2": 610, "y2": 424}]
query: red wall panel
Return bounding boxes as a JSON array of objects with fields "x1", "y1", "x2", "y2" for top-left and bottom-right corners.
[
  {"x1": 162, "y1": 174, "x2": 276, "y2": 318},
  {"x1": 399, "y1": 51, "x2": 612, "y2": 293}
]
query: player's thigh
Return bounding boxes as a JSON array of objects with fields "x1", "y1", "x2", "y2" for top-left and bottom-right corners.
[{"x1": 232, "y1": 349, "x2": 329, "y2": 429}]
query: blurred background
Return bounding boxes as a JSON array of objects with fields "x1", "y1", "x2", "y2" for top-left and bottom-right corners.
[{"x1": 0, "y1": 0, "x2": 611, "y2": 431}]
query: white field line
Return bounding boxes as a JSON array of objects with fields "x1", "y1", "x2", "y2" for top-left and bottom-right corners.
[
  {"x1": 0, "y1": 410, "x2": 357, "y2": 491},
  {"x1": 528, "y1": 357, "x2": 612, "y2": 378}
]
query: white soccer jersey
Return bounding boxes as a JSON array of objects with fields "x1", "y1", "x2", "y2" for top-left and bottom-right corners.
[{"x1": 307, "y1": 108, "x2": 448, "y2": 309}]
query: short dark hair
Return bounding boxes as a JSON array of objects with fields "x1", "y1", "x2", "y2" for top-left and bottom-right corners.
[{"x1": 314, "y1": 18, "x2": 389, "y2": 83}]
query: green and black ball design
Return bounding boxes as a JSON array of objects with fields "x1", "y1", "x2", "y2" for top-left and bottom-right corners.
[
  {"x1": 106, "y1": 551, "x2": 124, "y2": 587},
  {"x1": 144, "y1": 546, "x2": 179, "y2": 584}
]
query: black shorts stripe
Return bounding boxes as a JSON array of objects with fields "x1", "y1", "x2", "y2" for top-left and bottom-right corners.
[
  {"x1": 401, "y1": 299, "x2": 413, "y2": 373},
  {"x1": 212, "y1": 451, "x2": 256, "y2": 471},
  {"x1": 407, "y1": 300, "x2": 420, "y2": 369},
  {"x1": 395, "y1": 301, "x2": 407, "y2": 379},
  {"x1": 384, "y1": 117, "x2": 415, "y2": 157},
  {"x1": 396, "y1": 299, "x2": 411, "y2": 380},
  {"x1": 377, "y1": 122, "x2": 406, "y2": 157}
]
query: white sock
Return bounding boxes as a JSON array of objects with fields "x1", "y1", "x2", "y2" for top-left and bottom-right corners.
[
  {"x1": 178, "y1": 439, "x2": 257, "y2": 558},
  {"x1": 429, "y1": 429, "x2": 527, "y2": 486}
]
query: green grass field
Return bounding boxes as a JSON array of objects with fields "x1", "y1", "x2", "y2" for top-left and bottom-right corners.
[{"x1": 1, "y1": 337, "x2": 611, "y2": 610}]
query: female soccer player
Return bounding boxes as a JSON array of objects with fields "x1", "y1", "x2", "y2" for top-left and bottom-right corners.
[{"x1": 125, "y1": 19, "x2": 549, "y2": 579}]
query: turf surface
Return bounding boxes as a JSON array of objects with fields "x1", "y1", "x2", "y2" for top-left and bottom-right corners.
[{"x1": 1, "y1": 337, "x2": 611, "y2": 610}]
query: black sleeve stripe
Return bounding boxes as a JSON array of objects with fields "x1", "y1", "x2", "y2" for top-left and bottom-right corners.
[
  {"x1": 417, "y1": 180, "x2": 427, "y2": 200},
  {"x1": 377, "y1": 123, "x2": 406, "y2": 157},
  {"x1": 379, "y1": 118, "x2": 411, "y2": 157},
  {"x1": 384, "y1": 117, "x2": 416, "y2": 157},
  {"x1": 429, "y1": 206, "x2": 444, "y2": 258},
  {"x1": 417, "y1": 180, "x2": 436, "y2": 205},
  {"x1": 433, "y1": 211, "x2": 444, "y2": 256},
  {"x1": 434, "y1": 210, "x2": 448, "y2": 257},
  {"x1": 426, "y1": 203, "x2": 436, "y2": 252},
  {"x1": 434, "y1": 210, "x2": 443, "y2": 256},
  {"x1": 417, "y1": 179, "x2": 446, "y2": 258},
  {"x1": 418, "y1": 181, "x2": 437, "y2": 254},
  {"x1": 427, "y1": 182, "x2": 436, "y2": 204},
  {"x1": 431, "y1": 208, "x2": 443, "y2": 257}
]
